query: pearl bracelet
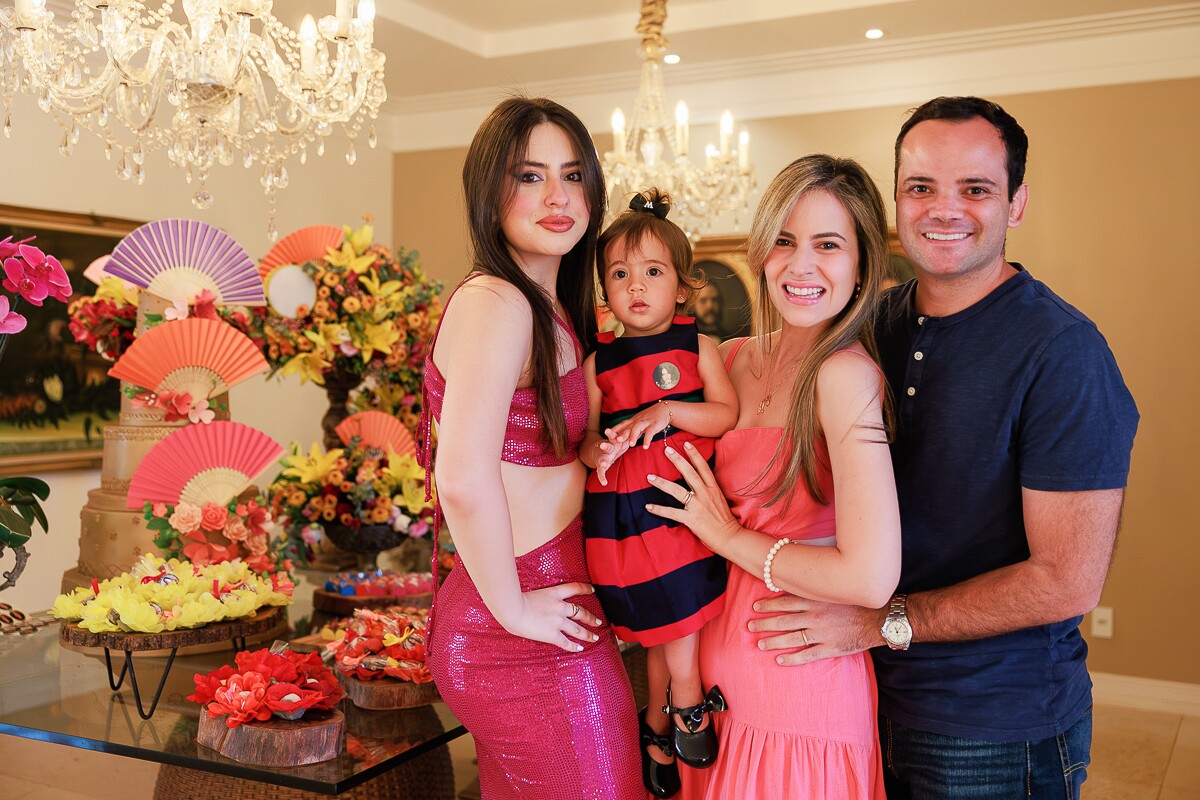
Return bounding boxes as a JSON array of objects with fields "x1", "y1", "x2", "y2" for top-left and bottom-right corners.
[
  {"x1": 657, "y1": 398, "x2": 672, "y2": 422},
  {"x1": 763, "y1": 537, "x2": 795, "y2": 593}
]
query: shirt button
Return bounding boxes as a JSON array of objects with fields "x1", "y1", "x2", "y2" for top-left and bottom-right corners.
[
  {"x1": 914, "y1": 352, "x2": 924, "y2": 361},
  {"x1": 906, "y1": 387, "x2": 916, "y2": 397},
  {"x1": 918, "y1": 316, "x2": 926, "y2": 325}
]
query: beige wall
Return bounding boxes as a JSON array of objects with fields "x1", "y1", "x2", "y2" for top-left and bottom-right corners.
[{"x1": 393, "y1": 77, "x2": 1200, "y2": 684}]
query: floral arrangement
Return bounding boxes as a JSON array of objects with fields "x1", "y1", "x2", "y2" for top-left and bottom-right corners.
[
  {"x1": 224, "y1": 223, "x2": 442, "y2": 426},
  {"x1": 324, "y1": 607, "x2": 432, "y2": 684},
  {"x1": 0, "y1": 235, "x2": 70, "y2": 590},
  {"x1": 141, "y1": 495, "x2": 292, "y2": 576},
  {"x1": 66, "y1": 277, "x2": 139, "y2": 361},
  {"x1": 51, "y1": 554, "x2": 294, "y2": 634},
  {"x1": 269, "y1": 437, "x2": 434, "y2": 563},
  {"x1": 324, "y1": 570, "x2": 434, "y2": 599},
  {"x1": 188, "y1": 645, "x2": 344, "y2": 728}
]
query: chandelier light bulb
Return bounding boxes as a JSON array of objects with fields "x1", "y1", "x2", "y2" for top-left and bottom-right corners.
[
  {"x1": 674, "y1": 101, "x2": 689, "y2": 156},
  {"x1": 611, "y1": 108, "x2": 627, "y2": 158},
  {"x1": 358, "y1": 0, "x2": 376, "y2": 25},
  {"x1": 719, "y1": 111, "x2": 734, "y2": 158}
]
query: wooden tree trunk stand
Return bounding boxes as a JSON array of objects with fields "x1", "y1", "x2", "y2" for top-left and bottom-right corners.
[
  {"x1": 196, "y1": 708, "x2": 344, "y2": 766},
  {"x1": 59, "y1": 606, "x2": 284, "y2": 651},
  {"x1": 340, "y1": 674, "x2": 440, "y2": 710},
  {"x1": 311, "y1": 589, "x2": 432, "y2": 616}
]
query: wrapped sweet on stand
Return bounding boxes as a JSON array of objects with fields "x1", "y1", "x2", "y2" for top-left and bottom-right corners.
[
  {"x1": 323, "y1": 607, "x2": 438, "y2": 710},
  {"x1": 313, "y1": 569, "x2": 435, "y2": 614}
]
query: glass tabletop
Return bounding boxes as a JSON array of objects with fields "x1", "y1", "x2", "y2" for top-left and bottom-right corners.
[{"x1": 0, "y1": 593, "x2": 466, "y2": 796}]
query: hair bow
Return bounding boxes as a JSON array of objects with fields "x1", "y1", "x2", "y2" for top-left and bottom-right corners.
[{"x1": 629, "y1": 194, "x2": 670, "y2": 219}]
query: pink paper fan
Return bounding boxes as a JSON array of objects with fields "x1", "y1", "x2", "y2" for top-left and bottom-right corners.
[
  {"x1": 258, "y1": 225, "x2": 343, "y2": 283},
  {"x1": 335, "y1": 411, "x2": 416, "y2": 456},
  {"x1": 126, "y1": 421, "x2": 283, "y2": 508},
  {"x1": 107, "y1": 219, "x2": 265, "y2": 306},
  {"x1": 108, "y1": 317, "x2": 268, "y2": 397}
]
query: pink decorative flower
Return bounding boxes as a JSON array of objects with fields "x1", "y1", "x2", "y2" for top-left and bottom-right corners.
[
  {"x1": 3, "y1": 256, "x2": 48, "y2": 306},
  {"x1": 301, "y1": 525, "x2": 323, "y2": 545},
  {"x1": 192, "y1": 289, "x2": 219, "y2": 321},
  {"x1": 187, "y1": 397, "x2": 215, "y2": 425},
  {"x1": 169, "y1": 503, "x2": 203, "y2": 534},
  {"x1": 151, "y1": 503, "x2": 169, "y2": 518},
  {"x1": 200, "y1": 502, "x2": 229, "y2": 532},
  {"x1": 223, "y1": 516, "x2": 249, "y2": 542},
  {"x1": 163, "y1": 299, "x2": 189, "y2": 321},
  {"x1": 246, "y1": 533, "x2": 269, "y2": 556},
  {"x1": 0, "y1": 295, "x2": 27, "y2": 335},
  {"x1": 209, "y1": 672, "x2": 272, "y2": 728}
]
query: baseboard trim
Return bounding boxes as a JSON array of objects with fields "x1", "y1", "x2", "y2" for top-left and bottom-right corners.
[{"x1": 1091, "y1": 671, "x2": 1200, "y2": 717}]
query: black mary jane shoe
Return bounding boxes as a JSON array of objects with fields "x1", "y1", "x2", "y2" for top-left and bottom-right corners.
[
  {"x1": 639, "y1": 707, "x2": 681, "y2": 798},
  {"x1": 663, "y1": 685, "x2": 728, "y2": 769}
]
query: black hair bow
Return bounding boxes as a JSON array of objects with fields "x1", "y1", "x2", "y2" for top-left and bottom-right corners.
[{"x1": 629, "y1": 194, "x2": 670, "y2": 219}]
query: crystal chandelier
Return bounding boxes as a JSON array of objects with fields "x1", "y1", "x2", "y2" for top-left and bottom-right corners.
[
  {"x1": 604, "y1": 0, "x2": 755, "y2": 237},
  {"x1": 0, "y1": 0, "x2": 386, "y2": 239}
]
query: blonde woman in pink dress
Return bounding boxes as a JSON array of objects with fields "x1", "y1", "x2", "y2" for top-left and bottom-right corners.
[{"x1": 646, "y1": 155, "x2": 900, "y2": 799}]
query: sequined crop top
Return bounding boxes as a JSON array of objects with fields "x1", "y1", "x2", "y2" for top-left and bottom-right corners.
[{"x1": 420, "y1": 275, "x2": 588, "y2": 468}]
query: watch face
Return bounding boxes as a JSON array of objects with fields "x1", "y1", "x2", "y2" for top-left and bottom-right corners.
[{"x1": 884, "y1": 619, "x2": 910, "y2": 644}]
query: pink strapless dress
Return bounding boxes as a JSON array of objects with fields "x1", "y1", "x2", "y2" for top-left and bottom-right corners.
[{"x1": 680, "y1": 427, "x2": 885, "y2": 800}]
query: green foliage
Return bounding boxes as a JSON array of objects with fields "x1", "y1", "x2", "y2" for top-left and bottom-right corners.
[{"x1": 0, "y1": 476, "x2": 50, "y2": 548}]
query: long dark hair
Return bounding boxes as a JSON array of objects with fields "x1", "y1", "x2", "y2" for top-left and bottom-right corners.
[{"x1": 462, "y1": 96, "x2": 604, "y2": 458}]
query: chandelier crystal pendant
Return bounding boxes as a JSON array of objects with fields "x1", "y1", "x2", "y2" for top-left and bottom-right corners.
[
  {"x1": 604, "y1": 0, "x2": 754, "y2": 237},
  {"x1": 0, "y1": 0, "x2": 387, "y2": 240}
]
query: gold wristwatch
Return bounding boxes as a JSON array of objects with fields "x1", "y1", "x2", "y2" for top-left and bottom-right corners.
[{"x1": 881, "y1": 594, "x2": 913, "y2": 651}]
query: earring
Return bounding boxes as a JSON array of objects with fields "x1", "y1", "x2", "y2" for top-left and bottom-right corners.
[{"x1": 852, "y1": 283, "x2": 862, "y2": 301}]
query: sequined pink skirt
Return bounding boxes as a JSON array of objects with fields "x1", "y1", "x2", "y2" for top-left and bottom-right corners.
[{"x1": 427, "y1": 516, "x2": 643, "y2": 800}]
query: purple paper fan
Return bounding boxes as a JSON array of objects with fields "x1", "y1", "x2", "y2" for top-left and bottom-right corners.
[{"x1": 107, "y1": 219, "x2": 266, "y2": 306}]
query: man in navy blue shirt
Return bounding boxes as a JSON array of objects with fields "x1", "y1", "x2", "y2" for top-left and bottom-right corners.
[{"x1": 751, "y1": 97, "x2": 1138, "y2": 798}]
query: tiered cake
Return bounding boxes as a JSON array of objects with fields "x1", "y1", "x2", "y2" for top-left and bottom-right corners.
[{"x1": 63, "y1": 293, "x2": 234, "y2": 593}]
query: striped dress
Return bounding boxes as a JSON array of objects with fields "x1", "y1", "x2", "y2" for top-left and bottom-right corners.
[{"x1": 583, "y1": 316, "x2": 726, "y2": 647}]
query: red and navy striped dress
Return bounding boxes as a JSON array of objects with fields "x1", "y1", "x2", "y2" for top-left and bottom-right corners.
[{"x1": 584, "y1": 316, "x2": 727, "y2": 647}]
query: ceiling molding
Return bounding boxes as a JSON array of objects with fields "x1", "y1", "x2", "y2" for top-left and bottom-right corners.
[{"x1": 382, "y1": 6, "x2": 1200, "y2": 152}]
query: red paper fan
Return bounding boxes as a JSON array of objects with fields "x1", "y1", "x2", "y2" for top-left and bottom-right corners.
[
  {"x1": 335, "y1": 411, "x2": 416, "y2": 456},
  {"x1": 258, "y1": 225, "x2": 344, "y2": 282},
  {"x1": 126, "y1": 421, "x2": 283, "y2": 508},
  {"x1": 108, "y1": 317, "x2": 267, "y2": 397}
]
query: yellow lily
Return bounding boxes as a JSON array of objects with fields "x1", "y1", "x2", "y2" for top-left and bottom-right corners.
[
  {"x1": 359, "y1": 269, "x2": 402, "y2": 301},
  {"x1": 325, "y1": 240, "x2": 376, "y2": 275},
  {"x1": 95, "y1": 276, "x2": 138, "y2": 305},
  {"x1": 356, "y1": 321, "x2": 399, "y2": 361},
  {"x1": 279, "y1": 351, "x2": 332, "y2": 384},
  {"x1": 281, "y1": 441, "x2": 345, "y2": 484},
  {"x1": 345, "y1": 223, "x2": 374, "y2": 255}
]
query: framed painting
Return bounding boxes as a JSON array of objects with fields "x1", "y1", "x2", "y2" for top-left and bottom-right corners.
[
  {"x1": 692, "y1": 235, "x2": 755, "y2": 344},
  {"x1": 0, "y1": 204, "x2": 142, "y2": 475}
]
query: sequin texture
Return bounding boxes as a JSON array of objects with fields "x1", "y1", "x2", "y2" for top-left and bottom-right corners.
[{"x1": 428, "y1": 517, "x2": 643, "y2": 799}]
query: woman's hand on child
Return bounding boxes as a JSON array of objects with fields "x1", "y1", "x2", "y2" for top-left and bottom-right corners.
[
  {"x1": 503, "y1": 581, "x2": 604, "y2": 652},
  {"x1": 609, "y1": 402, "x2": 673, "y2": 451},
  {"x1": 645, "y1": 441, "x2": 741, "y2": 552}
]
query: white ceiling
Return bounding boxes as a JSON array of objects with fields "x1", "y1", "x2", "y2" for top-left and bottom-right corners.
[{"x1": 233, "y1": 1, "x2": 1200, "y2": 150}]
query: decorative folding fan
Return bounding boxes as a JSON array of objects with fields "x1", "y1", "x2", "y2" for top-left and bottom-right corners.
[
  {"x1": 106, "y1": 219, "x2": 265, "y2": 306},
  {"x1": 335, "y1": 410, "x2": 416, "y2": 456},
  {"x1": 108, "y1": 317, "x2": 268, "y2": 397},
  {"x1": 83, "y1": 255, "x2": 112, "y2": 286},
  {"x1": 257, "y1": 225, "x2": 344, "y2": 283},
  {"x1": 126, "y1": 421, "x2": 283, "y2": 509}
]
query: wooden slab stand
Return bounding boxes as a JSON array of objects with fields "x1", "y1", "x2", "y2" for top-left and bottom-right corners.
[
  {"x1": 340, "y1": 673, "x2": 440, "y2": 710},
  {"x1": 197, "y1": 707, "x2": 344, "y2": 766},
  {"x1": 59, "y1": 606, "x2": 284, "y2": 651},
  {"x1": 312, "y1": 589, "x2": 432, "y2": 616}
]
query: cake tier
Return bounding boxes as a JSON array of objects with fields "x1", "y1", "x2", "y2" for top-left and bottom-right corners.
[{"x1": 75, "y1": 487, "x2": 159, "y2": 580}]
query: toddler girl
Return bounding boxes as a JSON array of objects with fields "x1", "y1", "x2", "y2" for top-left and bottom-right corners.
[{"x1": 581, "y1": 189, "x2": 739, "y2": 798}]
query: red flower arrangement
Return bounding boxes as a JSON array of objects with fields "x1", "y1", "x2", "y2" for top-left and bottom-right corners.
[
  {"x1": 325, "y1": 608, "x2": 432, "y2": 684},
  {"x1": 189, "y1": 646, "x2": 344, "y2": 728}
]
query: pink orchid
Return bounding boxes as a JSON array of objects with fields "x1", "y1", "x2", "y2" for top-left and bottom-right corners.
[
  {"x1": 19, "y1": 244, "x2": 71, "y2": 302},
  {"x1": 0, "y1": 295, "x2": 27, "y2": 335},
  {"x1": 3, "y1": 256, "x2": 48, "y2": 306},
  {"x1": 0, "y1": 236, "x2": 33, "y2": 261},
  {"x1": 164, "y1": 299, "x2": 190, "y2": 321}
]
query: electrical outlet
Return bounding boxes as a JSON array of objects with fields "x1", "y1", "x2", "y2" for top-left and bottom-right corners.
[{"x1": 1090, "y1": 606, "x2": 1114, "y2": 639}]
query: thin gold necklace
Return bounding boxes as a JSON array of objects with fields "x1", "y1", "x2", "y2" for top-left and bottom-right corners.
[{"x1": 756, "y1": 349, "x2": 802, "y2": 415}]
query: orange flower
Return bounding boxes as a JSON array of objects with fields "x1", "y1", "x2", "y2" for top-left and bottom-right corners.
[
  {"x1": 361, "y1": 296, "x2": 375, "y2": 310},
  {"x1": 322, "y1": 507, "x2": 337, "y2": 521},
  {"x1": 339, "y1": 513, "x2": 354, "y2": 525},
  {"x1": 317, "y1": 286, "x2": 331, "y2": 299},
  {"x1": 342, "y1": 296, "x2": 361, "y2": 313},
  {"x1": 370, "y1": 505, "x2": 390, "y2": 523}
]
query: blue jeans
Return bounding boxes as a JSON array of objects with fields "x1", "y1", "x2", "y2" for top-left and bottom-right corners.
[{"x1": 880, "y1": 709, "x2": 1091, "y2": 799}]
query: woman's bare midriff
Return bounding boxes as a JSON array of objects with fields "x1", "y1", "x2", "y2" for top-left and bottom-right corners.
[{"x1": 501, "y1": 458, "x2": 586, "y2": 557}]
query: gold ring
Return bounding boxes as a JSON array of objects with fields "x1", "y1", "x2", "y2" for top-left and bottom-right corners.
[
  {"x1": 801, "y1": 629, "x2": 810, "y2": 647},
  {"x1": 568, "y1": 603, "x2": 580, "y2": 620},
  {"x1": 682, "y1": 490, "x2": 695, "y2": 509}
]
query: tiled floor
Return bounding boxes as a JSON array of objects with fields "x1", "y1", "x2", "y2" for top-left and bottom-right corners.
[{"x1": 0, "y1": 705, "x2": 1196, "y2": 799}]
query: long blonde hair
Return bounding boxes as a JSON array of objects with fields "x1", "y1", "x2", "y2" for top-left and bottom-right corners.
[{"x1": 746, "y1": 155, "x2": 891, "y2": 506}]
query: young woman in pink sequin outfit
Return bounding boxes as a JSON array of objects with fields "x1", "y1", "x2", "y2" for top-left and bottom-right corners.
[{"x1": 421, "y1": 97, "x2": 643, "y2": 799}]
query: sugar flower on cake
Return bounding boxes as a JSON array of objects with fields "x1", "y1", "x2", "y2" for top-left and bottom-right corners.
[{"x1": 143, "y1": 496, "x2": 291, "y2": 576}]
